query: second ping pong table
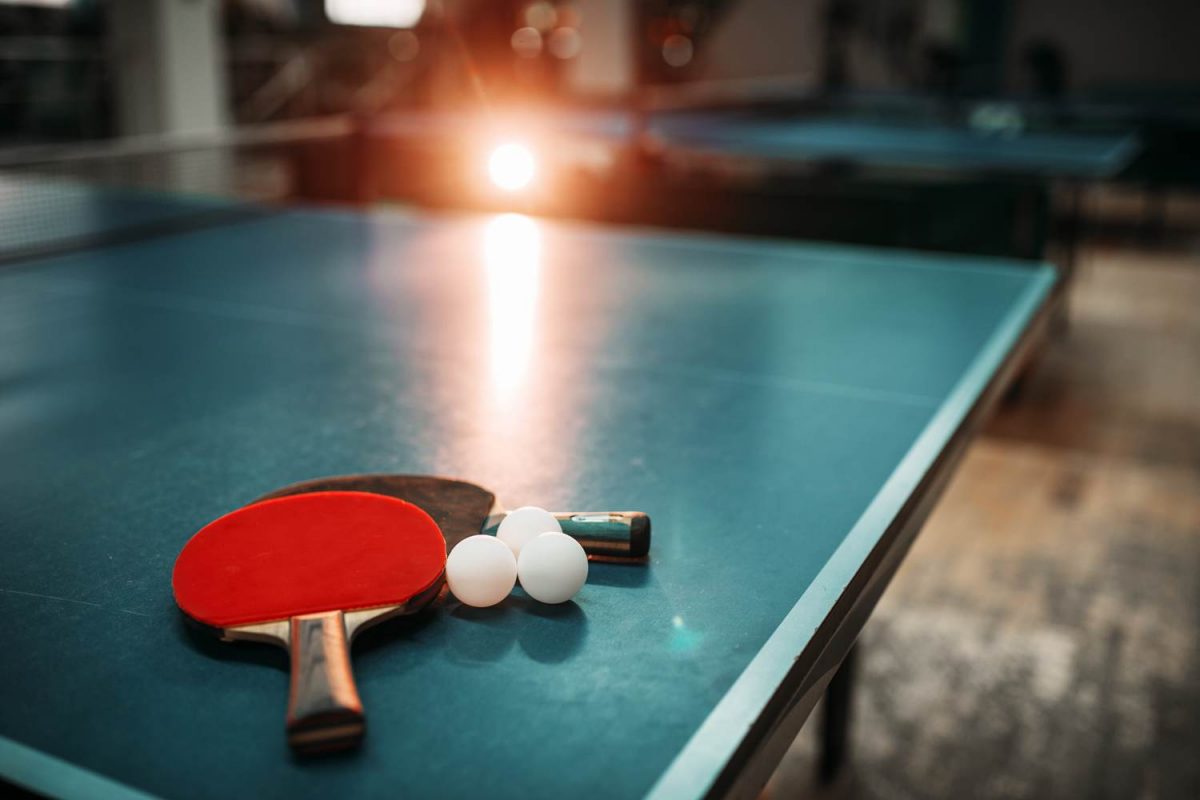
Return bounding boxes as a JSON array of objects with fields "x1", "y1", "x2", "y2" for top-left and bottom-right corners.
[
  {"x1": 367, "y1": 105, "x2": 1139, "y2": 180},
  {"x1": 367, "y1": 105, "x2": 1137, "y2": 268},
  {"x1": 0, "y1": 186, "x2": 1054, "y2": 799}
]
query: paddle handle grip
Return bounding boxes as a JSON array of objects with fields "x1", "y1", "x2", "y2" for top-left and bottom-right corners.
[
  {"x1": 286, "y1": 611, "x2": 365, "y2": 755},
  {"x1": 553, "y1": 511, "x2": 651, "y2": 559}
]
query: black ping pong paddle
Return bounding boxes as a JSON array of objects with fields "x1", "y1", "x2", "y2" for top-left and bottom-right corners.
[{"x1": 253, "y1": 474, "x2": 650, "y2": 559}]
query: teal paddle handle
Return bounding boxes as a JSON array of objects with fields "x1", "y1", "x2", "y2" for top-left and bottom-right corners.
[{"x1": 552, "y1": 511, "x2": 651, "y2": 559}]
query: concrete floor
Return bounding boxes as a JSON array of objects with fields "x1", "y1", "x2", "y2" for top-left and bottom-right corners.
[{"x1": 766, "y1": 238, "x2": 1200, "y2": 799}]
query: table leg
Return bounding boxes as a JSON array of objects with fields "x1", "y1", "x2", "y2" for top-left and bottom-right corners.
[
  {"x1": 1052, "y1": 183, "x2": 1085, "y2": 335},
  {"x1": 1140, "y1": 187, "x2": 1167, "y2": 242},
  {"x1": 1064, "y1": 183, "x2": 1083, "y2": 275},
  {"x1": 818, "y1": 643, "x2": 857, "y2": 783}
]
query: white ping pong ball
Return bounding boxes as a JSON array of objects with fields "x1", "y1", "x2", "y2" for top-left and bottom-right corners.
[
  {"x1": 446, "y1": 534, "x2": 517, "y2": 608},
  {"x1": 517, "y1": 531, "x2": 588, "y2": 604},
  {"x1": 496, "y1": 506, "x2": 562, "y2": 558}
]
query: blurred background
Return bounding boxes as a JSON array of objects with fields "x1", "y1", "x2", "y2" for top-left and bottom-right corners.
[
  {"x1": 4, "y1": 0, "x2": 1200, "y2": 258},
  {"x1": 2, "y1": 2, "x2": 1197, "y2": 798}
]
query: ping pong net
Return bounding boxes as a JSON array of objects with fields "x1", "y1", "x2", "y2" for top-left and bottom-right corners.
[{"x1": 0, "y1": 115, "x2": 368, "y2": 265}]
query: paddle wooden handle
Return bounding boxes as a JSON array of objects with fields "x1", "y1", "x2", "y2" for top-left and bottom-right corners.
[{"x1": 286, "y1": 611, "x2": 365, "y2": 754}]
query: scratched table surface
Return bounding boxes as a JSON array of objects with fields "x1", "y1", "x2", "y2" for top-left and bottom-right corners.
[{"x1": 0, "y1": 196, "x2": 1053, "y2": 799}]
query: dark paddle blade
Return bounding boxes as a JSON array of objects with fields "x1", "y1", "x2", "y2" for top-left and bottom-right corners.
[
  {"x1": 254, "y1": 475, "x2": 651, "y2": 559},
  {"x1": 255, "y1": 475, "x2": 497, "y2": 552}
]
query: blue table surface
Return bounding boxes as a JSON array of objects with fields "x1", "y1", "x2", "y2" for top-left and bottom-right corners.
[
  {"x1": 0, "y1": 203, "x2": 1053, "y2": 799},
  {"x1": 369, "y1": 108, "x2": 1139, "y2": 180}
]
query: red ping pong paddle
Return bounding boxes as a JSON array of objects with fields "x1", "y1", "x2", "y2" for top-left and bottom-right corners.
[{"x1": 172, "y1": 491, "x2": 446, "y2": 754}]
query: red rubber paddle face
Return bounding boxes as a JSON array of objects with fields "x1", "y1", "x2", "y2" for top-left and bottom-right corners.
[{"x1": 173, "y1": 492, "x2": 446, "y2": 629}]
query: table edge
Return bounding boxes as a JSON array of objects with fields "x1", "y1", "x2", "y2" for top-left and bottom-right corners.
[
  {"x1": 0, "y1": 737, "x2": 156, "y2": 800},
  {"x1": 646, "y1": 262, "x2": 1058, "y2": 800}
]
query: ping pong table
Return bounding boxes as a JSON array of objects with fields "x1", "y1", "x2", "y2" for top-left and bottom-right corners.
[
  {"x1": 0, "y1": 186, "x2": 1054, "y2": 799},
  {"x1": 645, "y1": 99, "x2": 1139, "y2": 175},
  {"x1": 639, "y1": 109, "x2": 1137, "y2": 274}
]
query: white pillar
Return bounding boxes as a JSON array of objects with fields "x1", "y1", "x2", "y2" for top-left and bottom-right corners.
[
  {"x1": 566, "y1": 0, "x2": 636, "y2": 97},
  {"x1": 109, "y1": 0, "x2": 228, "y2": 136}
]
